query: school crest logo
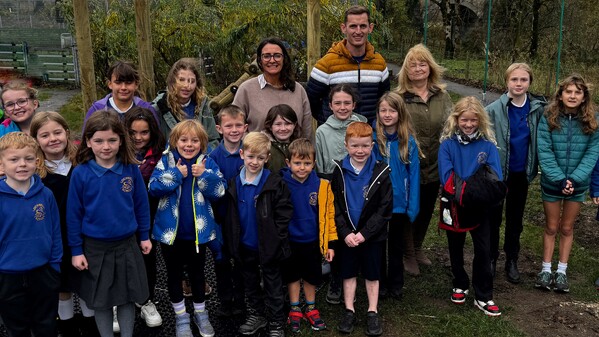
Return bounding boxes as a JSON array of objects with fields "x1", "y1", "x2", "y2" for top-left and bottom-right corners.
[
  {"x1": 309, "y1": 192, "x2": 318, "y2": 206},
  {"x1": 477, "y1": 152, "x2": 488, "y2": 164},
  {"x1": 121, "y1": 177, "x2": 133, "y2": 192},
  {"x1": 33, "y1": 204, "x2": 45, "y2": 221},
  {"x1": 254, "y1": 195, "x2": 259, "y2": 207},
  {"x1": 362, "y1": 185, "x2": 368, "y2": 199}
]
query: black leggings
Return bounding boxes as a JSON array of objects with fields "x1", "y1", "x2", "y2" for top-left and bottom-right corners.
[{"x1": 161, "y1": 240, "x2": 207, "y2": 304}]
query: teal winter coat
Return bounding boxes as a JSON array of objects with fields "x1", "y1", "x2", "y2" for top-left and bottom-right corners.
[
  {"x1": 486, "y1": 93, "x2": 547, "y2": 182},
  {"x1": 537, "y1": 113, "x2": 599, "y2": 196}
]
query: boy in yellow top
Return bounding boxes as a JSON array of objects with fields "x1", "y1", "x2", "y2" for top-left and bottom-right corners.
[{"x1": 280, "y1": 138, "x2": 337, "y2": 333}]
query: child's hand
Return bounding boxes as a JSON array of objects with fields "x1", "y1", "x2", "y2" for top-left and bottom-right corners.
[
  {"x1": 176, "y1": 159, "x2": 188, "y2": 177},
  {"x1": 191, "y1": 158, "x2": 206, "y2": 177},
  {"x1": 355, "y1": 232, "x2": 365, "y2": 244},
  {"x1": 140, "y1": 240, "x2": 152, "y2": 254},
  {"x1": 72, "y1": 255, "x2": 88, "y2": 271},
  {"x1": 562, "y1": 179, "x2": 574, "y2": 195},
  {"x1": 344, "y1": 233, "x2": 359, "y2": 247},
  {"x1": 593, "y1": 196, "x2": 599, "y2": 205},
  {"x1": 325, "y1": 249, "x2": 335, "y2": 262}
]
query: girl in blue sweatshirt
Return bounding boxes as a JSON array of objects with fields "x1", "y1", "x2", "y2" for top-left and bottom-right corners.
[
  {"x1": 31, "y1": 111, "x2": 101, "y2": 336},
  {"x1": 149, "y1": 119, "x2": 226, "y2": 337},
  {"x1": 374, "y1": 92, "x2": 421, "y2": 300},
  {"x1": 67, "y1": 110, "x2": 152, "y2": 337},
  {"x1": 438, "y1": 97, "x2": 502, "y2": 316}
]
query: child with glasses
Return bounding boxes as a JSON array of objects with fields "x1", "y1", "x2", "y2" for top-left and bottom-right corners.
[{"x1": 0, "y1": 79, "x2": 40, "y2": 137}]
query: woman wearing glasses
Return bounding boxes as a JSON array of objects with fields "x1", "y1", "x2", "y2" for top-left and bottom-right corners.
[
  {"x1": 0, "y1": 80, "x2": 39, "y2": 137},
  {"x1": 233, "y1": 37, "x2": 312, "y2": 139},
  {"x1": 152, "y1": 58, "x2": 220, "y2": 151}
]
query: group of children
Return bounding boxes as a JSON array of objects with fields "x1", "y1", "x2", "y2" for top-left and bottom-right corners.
[{"x1": 1, "y1": 54, "x2": 599, "y2": 337}]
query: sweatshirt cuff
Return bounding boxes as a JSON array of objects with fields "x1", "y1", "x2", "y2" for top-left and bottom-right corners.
[
  {"x1": 71, "y1": 246, "x2": 83, "y2": 256},
  {"x1": 138, "y1": 231, "x2": 150, "y2": 242}
]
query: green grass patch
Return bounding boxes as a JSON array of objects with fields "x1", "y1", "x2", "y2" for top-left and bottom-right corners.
[
  {"x1": 58, "y1": 93, "x2": 84, "y2": 135},
  {"x1": 36, "y1": 91, "x2": 52, "y2": 102}
]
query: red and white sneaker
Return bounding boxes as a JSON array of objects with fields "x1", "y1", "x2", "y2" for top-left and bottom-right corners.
[
  {"x1": 474, "y1": 299, "x2": 501, "y2": 316},
  {"x1": 450, "y1": 288, "x2": 468, "y2": 304}
]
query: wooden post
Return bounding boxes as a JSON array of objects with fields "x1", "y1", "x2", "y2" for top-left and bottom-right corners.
[
  {"x1": 73, "y1": 0, "x2": 97, "y2": 113},
  {"x1": 134, "y1": 0, "x2": 155, "y2": 101},
  {"x1": 307, "y1": 0, "x2": 321, "y2": 75}
]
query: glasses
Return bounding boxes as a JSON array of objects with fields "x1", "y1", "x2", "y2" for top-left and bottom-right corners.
[
  {"x1": 261, "y1": 53, "x2": 283, "y2": 61},
  {"x1": 3, "y1": 98, "x2": 30, "y2": 112}
]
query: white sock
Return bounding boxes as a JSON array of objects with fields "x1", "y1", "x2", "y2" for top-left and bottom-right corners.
[
  {"x1": 79, "y1": 298, "x2": 95, "y2": 317},
  {"x1": 172, "y1": 299, "x2": 186, "y2": 316},
  {"x1": 193, "y1": 302, "x2": 206, "y2": 313},
  {"x1": 557, "y1": 262, "x2": 568, "y2": 275},
  {"x1": 58, "y1": 297, "x2": 74, "y2": 320},
  {"x1": 541, "y1": 261, "x2": 552, "y2": 273}
]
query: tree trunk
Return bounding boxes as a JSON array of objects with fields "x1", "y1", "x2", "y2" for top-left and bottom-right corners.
[
  {"x1": 529, "y1": 0, "x2": 541, "y2": 58},
  {"x1": 307, "y1": 0, "x2": 320, "y2": 75},
  {"x1": 73, "y1": 0, "x2": 97, "y2": 114},
  {"x1": 134, "y1": 0, "x2": 155, "y2": 101}
]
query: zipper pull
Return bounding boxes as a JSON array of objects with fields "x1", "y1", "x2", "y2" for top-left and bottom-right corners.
[{"x1": 196, "y1": 244, "x2": 199, "y2": 254}]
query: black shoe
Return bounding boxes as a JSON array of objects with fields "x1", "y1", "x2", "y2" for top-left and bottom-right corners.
[
  {"x1": 505, "y1": 259, "x2": 521, "y2": 284},
  {"x1": 389, "y1": 288, "x2": 403, "y2": 300},
  {"x1": 80, "y1": 316, "x2": 101, "y2": 337},
  {"x1": 337, "y1": 309, "x2": 356, "y2": 334},
  {"x1": 365, "y1": 311, "x2": 383, "y2": 336},
  {"x1": 214, "y1": 301, "x2": 232, "y2": 318},
  {"x1": 268, "y1": 321, "x2": 285, "y2": 337},
  {"x1": 490, "y1": 259, "x2": 497, "y2": 278},
  {"x1": 238, "y1": 314, "x2": 267, "y2": 335},
  {"x1": 58, "y1": 317, "x2": 81, "y2": 337}
]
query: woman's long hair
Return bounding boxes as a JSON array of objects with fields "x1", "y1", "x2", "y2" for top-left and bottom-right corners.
[{"x1": 256, "y1": 37, "x2": 296, "y2": 92}]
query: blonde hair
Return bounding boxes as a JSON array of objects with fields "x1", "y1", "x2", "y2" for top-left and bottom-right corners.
[
  {"x1": 169, "y1": 120, "x2": 209, "y2": 154},
  {"x1": 505, "y1": 63, "x2": 533, "y2": 84},
  {"x1": 166, "y1": 58, "x2": 206, "y2": 123},
  {"x1": 0, "y1": 132, "x2": 43, "y2": 176},
  {"x1": 0, "y1": 79, "x2": 39, "y2": 104},
  {"x1": 397, "y1": 44, "x2": 446, "y2": 94},
  {"x1": 440, "y1": 96, "x2": 496, "y2": 144},
  {"x1": 217, "y1": 105, "x2": 246, "y2": 125},
  {"x1": 375, "y1": 92, "x2": 422, "y2": 163},
  {"x1": 30, "y1": 111, "x2": 78, "y2": 177},
  {"x1": 242, "y1": 132, "x2": 271, "y2": 155}
]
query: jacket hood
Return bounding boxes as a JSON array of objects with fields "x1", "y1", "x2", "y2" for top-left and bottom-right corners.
[
  {"x1": 327, "y1": 39, "x2": 377, "y2": 62},
  {"x1": 0, "y1": 174, "x2": 44, "y2": 199},
  {"x1": 324, "y1": 113, "x2": 367, "y2": 130}
]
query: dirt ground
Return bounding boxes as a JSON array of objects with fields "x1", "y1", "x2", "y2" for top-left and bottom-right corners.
[{"x1": 429, "y1": 199, "x2": 599, "y2": 337}]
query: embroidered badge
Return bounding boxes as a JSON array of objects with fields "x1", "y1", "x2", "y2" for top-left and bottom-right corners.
[
  {"x1": 33, "y1": 204, "x2": 45, "y2": 221},
  {"x1": 309, "y1": 192, "x2": 318, "y2": 206},
  {"x1": 362, "y1": 185, "x2": 368, "y2": 199},
  {"x1": 121, "y1": 177, "x2": 133, "y2": 192},
  {"x1": 477, "y1": 152, "x2": 488, "y2": 164}
]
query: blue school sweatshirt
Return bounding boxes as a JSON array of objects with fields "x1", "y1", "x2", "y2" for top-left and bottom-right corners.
[
  {"x1": 208, "y1": 141, "x2": 244, "y2": 181},
  {"x1": 67, "y1": 160, "x2": 151, "y2": 256},
  {"x1": 508, "y1": 98, "x2": 531, "y2": 172},
  {"x1": 438, "y1": 135, "x2": 503, "y2": 185},
  {"x1": 281, "y1": 168, "x2": 319, "y2": 243},
  {"x1": 0, "y1": 175, "x2": 62, "y2": 272},
  {"x1": 236, "y1": 167, "x2": 270, "y2": 250},
  {"x1": 342, "y1": 155, "x2": 375, "y2": 226}
]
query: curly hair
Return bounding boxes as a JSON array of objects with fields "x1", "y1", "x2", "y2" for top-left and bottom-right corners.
[
  {"x1": 440, "y1": 96, "x2": 496, "y2": 144},
  {"x1": 165, "y1": 58, "x2": 207, "y2": 123},
  {"x1": 545, "y1": 73, "x2": 598, "y2": 134}
]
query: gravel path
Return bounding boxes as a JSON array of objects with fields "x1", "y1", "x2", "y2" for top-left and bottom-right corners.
[{"x1": 37, "y1": 87, "x2": 79, "y2": 112}]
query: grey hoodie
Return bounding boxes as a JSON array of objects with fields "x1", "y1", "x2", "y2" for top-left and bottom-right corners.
[{"x1": 315, "y1": 113, "x2": 367, "y2": 176}]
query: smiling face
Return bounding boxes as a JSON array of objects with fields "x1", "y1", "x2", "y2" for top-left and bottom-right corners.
[
  {"x1": 129, "y1": 120, "x2": 151, "y2": 152},
  {"x1": 1, "y1": 89, "x2": 38, "y2": 126},
  {"x1": 176, "y1": 132, "x2": 201, "y2": 160},
  {"x1": 35, "y1": 120, "x2": 68, "y2": 161},
  {"x1": 407, "y1": 59, "x2": 430, "y2": 83},
  {"x1": 270, "y1": 115, "x2": 296, "y2": 143},
  {"x1": 345, "y1": 136, "x2": 373, "y2": 167},
  {"x1": 560, "y1": 84, "x2": 585, "y2": 113},
  {"x1": 458, "y1": 110, "x2": 479, "y2": 135},
  {"x1": 240, "y1": 148, "x2": 269, "y2": 178},
  {"x1": 507, "y1": 68, "x2": 530, "y2": 99},
  {"x1": 175, "y1": 69, "x2": 197, "y2": 104},
  {"x1": 217, "y1": 113, "x2": 247, "y2": 148},
  {"x1": 286, "y1": 154, "x2": 315, "y2": 183},
  {"x1": 87, "y1": 129, "x2": 121, "y2": 168},
  {"x1": 329, "y1": 91, "x2": 356, "y2": 121},
  {"x1": 378, "y1": 100, "x2": 399, "y2": 133},
  {"x1": 260, "y1": 43, "x2": 284, "y2": 79},
  {"x1": 0, "y1": 146, "x2": 38, "y2": 187},
  {"x1": 107, "y1": 74, "x2": 138, "y2": 105},
  {"x1": 341, "y1": 13, "x2": 373, "y2": 55}
]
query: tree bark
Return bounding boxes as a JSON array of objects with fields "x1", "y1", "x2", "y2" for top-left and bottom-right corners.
[
  {"x1": 529, "y1": 0, "x2": 541, "y2": 58},
  {"x1": 73, "y1": 0, "x2": 97, "y2": 114},
  {"x1": 134, "y1": 0, "x2": 155, "y2": 101},
  {"x1": 307, "y1": 0, "x2": 321, "y2": 75}
]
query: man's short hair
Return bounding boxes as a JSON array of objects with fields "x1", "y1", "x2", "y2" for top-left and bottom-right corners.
[
  {"x1": 344, "y1": 5, "x2": 370, "y2": 23},
  {"x1": 287, "y1": 138, "x2": 315, "y2": 161}
]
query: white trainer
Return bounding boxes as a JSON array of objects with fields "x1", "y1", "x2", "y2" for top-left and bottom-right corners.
[{"x1": 141, "y1": 300, "x2": 163, "y2": 327}]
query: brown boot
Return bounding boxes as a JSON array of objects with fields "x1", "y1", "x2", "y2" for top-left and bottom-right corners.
[
  {"x1": 403, "y1": 255, "x2": 420, "y2": 276},
  {"x1": 415, "y1": 247, "x2": 432, "y2": 266},
  {"x1": 402, "y1": 222, "x2": 420, "y2": 276}
]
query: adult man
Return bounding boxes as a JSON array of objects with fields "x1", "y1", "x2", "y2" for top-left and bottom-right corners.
[{"x1": 307, "y1": 5, "x2": 390, "y2": 125}]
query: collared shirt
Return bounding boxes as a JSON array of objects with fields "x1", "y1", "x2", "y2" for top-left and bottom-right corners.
[
  {"x1": 239, "y1": 166, "x2": 264, "y2": 186},
  {"x1": 257, "y1": 74, "x2": 281, "y2": 90},
  {"x1": 45, "y1": 156, "x2": 72, "y2": 176},
  {"x1": 88, "y1": 159, "x2": 123, "y2": 177}
]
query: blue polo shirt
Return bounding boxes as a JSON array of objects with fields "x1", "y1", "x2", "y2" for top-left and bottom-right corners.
[{"x1": 236, "y1": 167, "x2": 269, "y2": 250}]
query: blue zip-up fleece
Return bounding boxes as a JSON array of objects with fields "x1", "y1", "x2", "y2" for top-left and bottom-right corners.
[
  {"x1": 149, "y1": 147, "x2": 226, "y2": 247},
  {"x1": 537, "y1": 114, "x2": 599, "y2": 195},
  {"x1": 0, "y1": 175, "x2": 62, "y2": 272},
  {"x1": 438, "y1": 135, "x2": 503, "y2": 185},
  {"x1": 281, "y1": 168, "x2": 320, "y2": 243},
  {"x1": 67, "y1": 160, "x2": 150, "y2": 256},
  {"x1": 373, "y1": 132, "x2": 420, "y2": 222}
]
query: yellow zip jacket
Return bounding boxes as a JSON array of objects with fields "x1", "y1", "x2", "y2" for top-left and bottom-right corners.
[{"x1": 318, "y1": 178, "x2": 338, "y2": 255}]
